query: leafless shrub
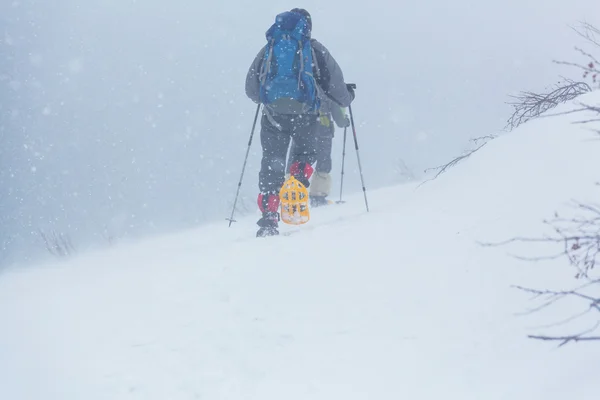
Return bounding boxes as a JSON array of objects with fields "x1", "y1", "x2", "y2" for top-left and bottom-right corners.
[
  {"x1": 504, "y1": 22, "x2": 600, "y2": 132},
  {"x1": 482, "y1": 199, "x2": 600, "y2": 346},
  {"x1": 505, "y1": 79, "x2": 591, "y2": 131},
  {"x1": 493, "y1": 202, "x2": 600, "y2": 278},
  {"x1": 514, "y1": 284, "x2": 600, "y2": 347},
  {"x1": 39, "y1": 229, "x2": 76, "y2": 257},
  {"x1": 554, "y1": 22, "x2": 600, "y2": 89}
]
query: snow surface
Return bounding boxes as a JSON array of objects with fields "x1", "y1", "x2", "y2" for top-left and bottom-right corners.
[{"x1": 1, "y1": 92, "x2": 600, "y2": 399}]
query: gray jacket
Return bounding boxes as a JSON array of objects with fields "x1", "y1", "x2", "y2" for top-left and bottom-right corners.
[{"x1": 245, "y1": 38, "x2": 353, "y2": 114}]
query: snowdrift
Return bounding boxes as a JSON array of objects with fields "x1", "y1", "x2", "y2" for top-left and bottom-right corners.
[{"x1": 1, "y1": 91, "x2": 600, "y2": 399}]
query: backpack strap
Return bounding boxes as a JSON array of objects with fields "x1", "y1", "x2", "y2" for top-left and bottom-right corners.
[
  {"x1": 259, "y1": 39, "x2": 275, "y2": 86},
  {"x1": 264, "y1": 106, "x2": 283, "y2": 131},
  {"x1": 297, "y1": 40, "x2": 304, "y2": 89},
  {"x1": 311, "y1": 46, "x2": 321, "y2": 82}
]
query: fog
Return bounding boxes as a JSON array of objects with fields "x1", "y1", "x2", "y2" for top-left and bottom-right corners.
[{"x1": 1, "y1": 0, "x2": 598, "y2": 267}]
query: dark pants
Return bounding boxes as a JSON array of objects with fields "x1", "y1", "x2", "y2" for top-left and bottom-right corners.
[
  {"x1": 288, "y1": 120, "x2": 334, "y2": 173},
  {"x1": 257, "y1": 113, "x2": 318, "y2": 217}
]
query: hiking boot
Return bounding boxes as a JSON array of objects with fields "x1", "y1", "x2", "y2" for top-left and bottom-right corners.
[
  {"x1": 310, "y1": 195, "x2": 330, "y2": 208},
  {"x1": 256, "y1": 225, "x2": 279, "y2": 237},
  {"x1": 256, "y1": 212, "x2": 279, "y2": 237}
]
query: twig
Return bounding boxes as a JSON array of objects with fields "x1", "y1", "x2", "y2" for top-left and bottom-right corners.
[
  {"x1": 528, "y1": 334, "x2": 600, "y2": 346},
  {"x1": 418, "y1": 141, "x2": 490, "y2": 187}
]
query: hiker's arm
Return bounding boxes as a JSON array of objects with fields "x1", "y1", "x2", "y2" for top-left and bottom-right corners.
[
  {"x1": 312, "y1": 40, "x2": 353, "y2": 107},
  {"x1": 331, "y1": 103, "x2": 350, "y2": 128},
  {"x1": 245, "y1": 46, "x2": 266, "y2": 104}
]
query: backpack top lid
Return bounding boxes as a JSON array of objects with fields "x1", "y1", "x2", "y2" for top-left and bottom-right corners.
[
  {"x1": 290, "y1": 8, "x2": 312, "y2": 31},
  {"x1": 265, "y1": 11, "x2": 311, "y2": 42}
]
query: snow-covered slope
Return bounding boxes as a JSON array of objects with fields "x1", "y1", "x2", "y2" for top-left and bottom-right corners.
[{"x1": 1, "y1": 92, "x2": 600, "y2": 399}]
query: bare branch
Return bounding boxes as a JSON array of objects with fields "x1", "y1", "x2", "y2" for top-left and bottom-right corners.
[
  {"x1": 505, "y1": 79, "x2": 591, "y2": 130},
  {"x1": 484, "y1": 199, "x2": 600, "y2": 279},
  {"x1": 575, "y1": 47, "x2": 600, "y2": 66},
  {"x1": 571, "y1": 21, "x2": 600, "y2": 49},
  {"x1": 470, "y1": 134, "x2": 497, "y2": 145},
  {"x1": 418, "y1": 139, "x2": 492, "y2": 187},
  {"x1": 528, "y1": 322, "x2": 600, "y2": 347},
  {"x1": 512, "y1": 284, "x2": 600, "y2": 346},
  {"x1": 569, "y1": 102, "x2": 600, "y2": 137},
  {"x1": 484, "y1": 193, "x2": 600, "y2": 346},
  {"x1": 553, "y1": 22, "x2": 600, "y2": 89},
  {"x1": 528, "y1": 334, "x2": 600, "y2": 347}
]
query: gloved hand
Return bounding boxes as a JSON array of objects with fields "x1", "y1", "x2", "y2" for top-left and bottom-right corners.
[
  {"x1": 331, "y1": 107, "x2": 350, "y2": 128},
  {"x1": 346, "y1": 83, "x2": 356, "y2": 102},
  {"x1": 347, "y1": 86, "x2": 355, "y2": 102},
  {"x1": 335, "y1": 114, "x2": 350, "y2": 128}
]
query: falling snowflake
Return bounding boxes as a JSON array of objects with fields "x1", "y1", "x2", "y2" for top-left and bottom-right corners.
[
  {"x1": 415, "y1": 131, "x2": 429, "y2": 142},
  {"x1": 68, "y1": 58, "x2": 84, "y2": 73}
]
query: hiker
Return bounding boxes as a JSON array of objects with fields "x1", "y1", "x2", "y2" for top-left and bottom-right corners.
[
  {"x1": 245, "y1": 8, "x2": 355, "y2": 237},
  {"x1": 287, "y1": 96, "x2": 350, "y2": 207}
]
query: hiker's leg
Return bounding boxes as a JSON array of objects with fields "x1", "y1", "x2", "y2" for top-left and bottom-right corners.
[
  {"x1": 310, "y1": 122, "x2": 334, "y2": 197},
  {"x1": 285, "y1": 138, "x2": 297, "y2": 180},
  {"x1": 288, "y1": 114, "x2": 318, "y2": 186},
  {"x1": 257, "y1": 115, "x2": 291, "y2": 224}
]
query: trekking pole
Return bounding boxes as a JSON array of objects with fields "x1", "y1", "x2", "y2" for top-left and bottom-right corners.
[
  {"x1": 347, "y1": 83, "x2": 369, "y2": 212},
  {"x1": 227, "y1": 104, "x2": 261, "y2": 227},
  {"x1": 336, "y1": 126, "x2": 348, "y2": 204}
]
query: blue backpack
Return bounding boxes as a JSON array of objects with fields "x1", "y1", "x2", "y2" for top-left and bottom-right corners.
[{"x1": 258, "y1": 11, "x2": 321, "y2": 113}]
